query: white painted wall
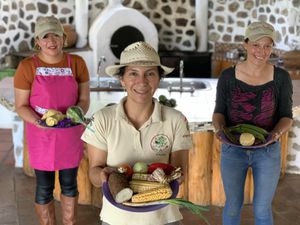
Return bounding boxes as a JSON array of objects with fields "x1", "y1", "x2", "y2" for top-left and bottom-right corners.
[{"x1": 0, "y1": 104, "x2": 14, "y2": 129}]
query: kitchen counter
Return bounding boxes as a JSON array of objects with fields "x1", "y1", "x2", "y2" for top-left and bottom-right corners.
[
  {"x1": 2, "y1": 76, "x2": 300, "y2": 170},
  {"x1": 2, "y1": 76, "x2": 300, "y2": 123},
  {"x1": 2, "y1": 76, "x2": 300, "y2": 206},
  {"x1": 87, "y1": 77, "x2": 218, "y2": 132},
  {"x1": 0, "y1": 76, "x2": 217, "y2": 168}
]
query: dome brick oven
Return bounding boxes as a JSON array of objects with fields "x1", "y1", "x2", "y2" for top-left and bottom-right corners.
[
  {"x1": 87, "y1": 0, "x2": 158, "y2": 77},
  {"x1": 74, "y1": 0, "x2": 209, "y2": 78}
]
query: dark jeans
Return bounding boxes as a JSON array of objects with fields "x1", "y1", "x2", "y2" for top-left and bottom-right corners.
[{"x1": 34, "y1": 167, "x2": 78, "y2": 204}]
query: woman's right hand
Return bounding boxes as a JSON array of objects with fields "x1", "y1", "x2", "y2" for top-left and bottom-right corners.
[
  {"x1": 99, "y1": 166, "x2": 117, "y2": 185},
  {"x1": 214, "y1": 128, "x2": 223, "y2": 141}
]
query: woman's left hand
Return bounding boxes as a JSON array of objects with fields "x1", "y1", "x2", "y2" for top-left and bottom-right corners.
[
  {"x1": 262, "y1": 132, "x2": 282, "y2": 146},
  {"x1": 176, "y1": 175, "x2": 185, "y2": 185}
]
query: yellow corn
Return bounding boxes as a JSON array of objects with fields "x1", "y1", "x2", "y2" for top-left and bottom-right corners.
[
  {"x1": 45, "y1": 114, "x2": 66, "y2": 126},
  {"x1": 45, "y1": 116, "x2": 58, "y2": 126},
  {"x1": 131, "y1": 186, "x2": 173, "y2": 203},
  {"x1": 129, "y1": 180, "x2": 168, "y2": 193},
  {"x1": 41, "y1": 109, "x2": 62, "y2": 120}
]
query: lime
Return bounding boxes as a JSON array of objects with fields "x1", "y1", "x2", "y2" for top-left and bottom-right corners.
[
  {"x1": 169, "y1": 98, "x2": 176, "y2": 107},
  {"x1": 159, "y1": 95, "x2": 167, "y2": 103}
]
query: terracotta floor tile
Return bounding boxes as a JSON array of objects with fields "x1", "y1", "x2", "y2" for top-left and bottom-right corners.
[{"x1": 1, "y1": 128, "x2": 300, "y2": 225}]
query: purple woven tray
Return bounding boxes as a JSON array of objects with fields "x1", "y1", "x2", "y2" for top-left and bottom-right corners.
[
  {"x1": 220, "y1": 131, "x2": 272, "y2": 149},
  {"x1": 102, "y1": 180, "x2": 179, "y2": 212}
]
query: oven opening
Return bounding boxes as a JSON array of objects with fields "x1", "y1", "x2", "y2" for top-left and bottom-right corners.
[{"x1": 110, "y1": 26, "x2": 145, "y2": 59}]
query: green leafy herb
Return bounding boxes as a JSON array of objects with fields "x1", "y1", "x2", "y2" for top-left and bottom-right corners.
[{"x1": 162, "y1": 198, "x2": 210, "y2": 224}]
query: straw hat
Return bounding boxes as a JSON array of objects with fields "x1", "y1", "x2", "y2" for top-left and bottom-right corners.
[
  {"x1": 105, "y1": 41, "x2": 174, "y2": 76},
  {"x1": 244, "y1": 21, "x2": 276, "y2": 42}
]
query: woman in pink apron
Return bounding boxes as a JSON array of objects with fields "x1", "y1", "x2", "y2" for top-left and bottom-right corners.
[{"x1": 14, "y1": 16, "x2": 90, "y2": 225}]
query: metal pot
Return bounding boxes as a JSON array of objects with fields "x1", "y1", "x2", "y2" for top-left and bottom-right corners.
[{"x1": 225, "y1": 49, "x2": 239, "y2": 59}]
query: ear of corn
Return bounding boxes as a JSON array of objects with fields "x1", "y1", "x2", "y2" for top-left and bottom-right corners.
[
  {"x1": 45, "y1": 114, "x2": 66, "y2": 126},
  {"x1": 131, "y1": 186, "x2": 173, "y2": 203},
  {"x1": 129, "y1": 180, "x2": 168, "y2": 193},
  {"x1": 41, "y1": 109, "x2": 62, "y2": 120},
  {"x1": 131, "y1": 173, "x2": 153, "y2": 181}
]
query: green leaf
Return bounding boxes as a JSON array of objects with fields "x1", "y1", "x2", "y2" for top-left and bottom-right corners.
[{"x1": 162, "y1": 198, "x2": 210, "y2": 224}]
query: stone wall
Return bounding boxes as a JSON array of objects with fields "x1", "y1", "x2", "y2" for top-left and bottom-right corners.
[
  {"x1": 1, "y1": 0, "x2": 300, "y2": 61},
  {"x1": 287, "y1": 108, "x2": 300, "y2": 174},
  {"x1": 0, "y1": 0, "x2": 196, "y2": 61},
  {"x1": 208, "y1": 0, "x2": 300, "y2": 51}
]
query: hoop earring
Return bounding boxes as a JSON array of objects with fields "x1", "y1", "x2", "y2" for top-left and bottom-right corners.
[
  {"x1": 64, "y1": 40, "x2": 68, "y2": 47},
  {"x1": 33, "y1": 44, "x2": 41, "y2": 51},
  {"x1": 123, "y1": 86, "x2": 127, "y2": 95}
]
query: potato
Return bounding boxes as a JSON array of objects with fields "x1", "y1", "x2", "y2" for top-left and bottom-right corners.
[
  {"x1": 239, "y1": 133, "x2": 255, "y2": 146},
  {"x1": 108, "y1": 172, "x2": 133, "y2": 203}
]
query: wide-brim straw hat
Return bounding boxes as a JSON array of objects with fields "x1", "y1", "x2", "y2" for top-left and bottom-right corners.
[{"x1": 105, "y1": 41, "x2": 174, "y2": 76}]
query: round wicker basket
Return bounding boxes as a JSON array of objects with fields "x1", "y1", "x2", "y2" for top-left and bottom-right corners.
[
  {"x1": 281, "y1": 50, "x2": 300, "y2": 69},
  {"x1": 63, "y1": 24, "x2": 77, "y2": 48}
]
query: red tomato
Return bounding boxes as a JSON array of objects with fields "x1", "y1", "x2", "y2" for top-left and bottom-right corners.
[
  {"x1": 117, "y1": 164, "x2": 133, "y2": 177},
  {"x1": 148, "y1": 162, "x2": 175, "y2": 175}
]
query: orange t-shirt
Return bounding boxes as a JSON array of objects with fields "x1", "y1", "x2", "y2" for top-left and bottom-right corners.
[{"x1": 14, "y1": 53, "x2": 89, "y2": 90}]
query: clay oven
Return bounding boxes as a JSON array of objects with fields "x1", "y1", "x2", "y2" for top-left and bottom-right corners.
[{"x1": 88, "y1": 0, "x2": 158, "y2": 76}]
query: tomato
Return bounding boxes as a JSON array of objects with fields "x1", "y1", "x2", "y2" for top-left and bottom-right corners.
[
  {"x1": 117, "y1": 164, "x2": 133, "y2": 177},
  {"x1": 148, "y1": 162, "x2": 175, "y2": 175}
]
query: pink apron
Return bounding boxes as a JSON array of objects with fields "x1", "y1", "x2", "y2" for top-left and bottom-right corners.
[{"x1": 26, "y1": 54, "x2": 84, "y2": 171}]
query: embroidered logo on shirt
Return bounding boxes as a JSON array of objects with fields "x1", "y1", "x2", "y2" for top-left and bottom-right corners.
[{"x1": 150, "y1": 134, "x2": 170, "y2": 153}]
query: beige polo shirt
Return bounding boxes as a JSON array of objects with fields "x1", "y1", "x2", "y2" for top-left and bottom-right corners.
[{"x1": 81, "y1": 97, "x2": 193, "y2": 225}]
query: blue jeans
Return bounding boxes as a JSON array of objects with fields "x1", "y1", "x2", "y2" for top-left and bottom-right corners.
[{"x1": 220, "y1": 142, "x2": 281, "y2": 225}]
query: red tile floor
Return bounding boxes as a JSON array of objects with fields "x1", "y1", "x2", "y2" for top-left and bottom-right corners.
[{"x1": 1, "y1": 128, "x2": 300, "y2": 225}]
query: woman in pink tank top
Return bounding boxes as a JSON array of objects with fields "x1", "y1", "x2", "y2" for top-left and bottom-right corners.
[{"x1": 14, "y1": 16, "x2": 90, "y2": 225}]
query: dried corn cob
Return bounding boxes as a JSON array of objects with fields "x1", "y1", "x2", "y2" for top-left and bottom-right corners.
[
  {"x1": 41, "y1": 109, "x2": 62, "y2": 120},
  {"x1": 45, "y1": 113, "x2": 66, "y2": 127},
  {"x1": 129, "y1": 180, "x2": 168, "y2": 193},
  {"x1": 151, "y1": 168, "x2": 167, "y2": 183},
  {"x1": 131, "y1": 173, "x2": 155, "y2": 181},
  {"x1": 131, "y1": 186, "x2": 173, "y2": 203}
]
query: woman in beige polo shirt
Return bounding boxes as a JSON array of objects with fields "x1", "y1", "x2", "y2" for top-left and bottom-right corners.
[{"x1": 81, "y1": 41, "x2": 193, "y2": 225}]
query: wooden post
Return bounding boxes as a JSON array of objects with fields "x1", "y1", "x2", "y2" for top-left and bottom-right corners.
[
  {"x1": 23, "y1": 127, "x2": 35, "y2": 177},
  {"x1": 280, "y1": 131, "x2": 289, "y2": 178},
  {"x1": 188, "y1": 131, "x2": 214, "y2": 205},
  {"x1": 53, "y1": 153, "x2": 93, "y2": 205},
  {"x1": 243, "y1": 169, "x2": 254, "y2": 204},
  {"x1": 211, "y1": 136, "x2": 226, "y2": 206}
]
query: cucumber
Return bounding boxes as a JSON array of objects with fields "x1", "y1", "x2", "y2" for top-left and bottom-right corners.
[{"x1": 228, "y1": 124, "x2": 267, "y2": 142}]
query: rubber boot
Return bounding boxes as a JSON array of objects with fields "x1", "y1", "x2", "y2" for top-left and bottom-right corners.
[
  {"x1": 60, "y1": 194, "x2": 78, "y2": 225},
  {"x1": 35, "y1": 201, "x2": 57, "y2": 225}
]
